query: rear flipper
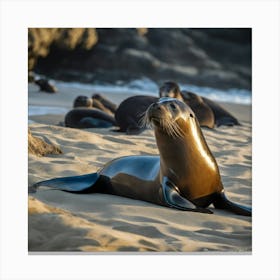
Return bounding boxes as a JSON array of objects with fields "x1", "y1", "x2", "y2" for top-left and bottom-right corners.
[
  {"x1": 31, "y1": 173, "x2": 100, "y2": 193},
  {"x1": 80, "y1": 117, "x2": 114, "y2": 128},
  {"x1": 162, "y1": 177, "x2": 213, "y2": 214},
  {"x1": 216, "y1": 117, "x2": 241, "y2": 127},
  {"x1": 213, "y1": 191, "x2": 251, "y2": 216}
]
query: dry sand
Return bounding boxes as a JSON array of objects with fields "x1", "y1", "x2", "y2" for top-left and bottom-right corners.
[{"x1": 28, "y1": 82, "x2": 252, "y2": 252}]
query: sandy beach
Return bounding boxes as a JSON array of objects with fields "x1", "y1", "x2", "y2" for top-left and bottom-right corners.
[{"x1": 28, "y1": 82, "x2": 252, "y2": 252}]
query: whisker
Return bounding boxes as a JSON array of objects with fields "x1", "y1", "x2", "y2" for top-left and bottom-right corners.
[
  {"x1": 138, "y1": 113, "x2": 147, "y2": 128},
  {"x1": 136, "y1": 110, "x2": 146, "y2": 119},
  {"x1": 167, "y1": 121, "x2": 176, "y2": 138},
  {"x1": 166, "y1": 120, "x2": 177, "y2": 138},
  {"x1": 142, "y1": 108, "x2": 185, "y2": 138},
  {"x1": 138, "y1": 110, "x2": 151, "y2": 128},
  {"x1": 165, "y1": 119, "x2": 184, "y2": 138},
  {"x1": 173, "y1": 121, "x2": 184, "y2": 138}
]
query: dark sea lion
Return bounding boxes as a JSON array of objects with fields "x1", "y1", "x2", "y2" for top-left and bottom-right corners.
[
  {"x1": 34, "y1": 78, "x2": 57, "y2": 93},
  {"x1": 33, "y1": 98, "x2": 251, "y2": 216},
  {"x1": 114, "y1": 95, "x2": 158, "y2": 134},
  {"x1": 73, "y1": 96, "x2": 93, "y2": 108},
  {"x1": 65, "y1": 108, "x2": 116, "y2": 128},
  {"x1": 92, "y1": 93, "x2": 117, "y2": 115},
  {"x1": 201, "y1": 96, "x2": 241, "y2": 126}
]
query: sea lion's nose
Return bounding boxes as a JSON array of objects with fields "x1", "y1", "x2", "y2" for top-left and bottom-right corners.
[{"x1": 151, "y1": 103, "x2": 161, "y2": 111}]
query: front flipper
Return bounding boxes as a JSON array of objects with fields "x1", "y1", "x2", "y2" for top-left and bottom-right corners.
[
  {"x1": 161, "y1": 177, "x2": 213, "y2": 214},
  {"x1": 126, "y1": 116, "x2": 146, "y2": 135},
  {"x1": 213, "y1": 191, "x2": 251, "y2": 216},
  {"x1": 216, "y1": 117, "x2": 241, "y2": 127},
  {"x1": 32, "y1": 173, "x2": 100, "y2": 193},
  {"x1": 126, "y1": 125, "x2": 146, "y2": 135}
]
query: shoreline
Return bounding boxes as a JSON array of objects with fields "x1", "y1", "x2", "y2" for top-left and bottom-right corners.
[{"x1": 28, "y1": 82, "x2": 251, "y2": 125}]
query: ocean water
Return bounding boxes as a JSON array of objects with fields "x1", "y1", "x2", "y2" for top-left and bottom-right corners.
[
  {"x1": 59, "y1": 78, "x2": 252, "y2": 104},
  {"x1": 29, "y1": 78, "x2": 251, "y2": 116},
  {"x1": 28, "y1": 106, "x2": 69, "y2": 116}
]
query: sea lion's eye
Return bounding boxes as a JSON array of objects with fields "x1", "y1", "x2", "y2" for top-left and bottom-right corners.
[
  {"x1": 169, "y1": 103, "x2": 176, "y2": 110},
  {"x1": 190, "y1": 113, "x2": 194, "y2": 118}
]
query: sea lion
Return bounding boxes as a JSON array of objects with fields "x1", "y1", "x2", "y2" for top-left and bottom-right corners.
[
  {"x1": 115, "y1": 95, "x2": 158, "y2": 134},
  {"x1": 65, "y1": 108, "x2": 116, "y2": 128},
  {"x1": 33, "y1": 98, "x2": 251, "y2": 216},
  {"x1": 159, "y1": 83, "x2": 214, "y2": 128},
  {"x1": 158, "y1": 81, "x2": 183, "y2": 101},
  {"x1": 159, "y1": 81, "x2": 240, "y2": 127},
  {"x1": 73, "y1": 96, "x2": 93, "y2": 108},
  {"x1": 91, "y1": 99, "x2": 114, "y2": 115},
  {"x1": 180, "y1": 90, "x2": 215, "y2": 128},
  {"x1": 34, "y1": 78, "x2": 57, "y2": 93},
  {"x1": 92, "y1": 93, "x2": 117, "y2": 115},
  {"x1": 201, "y1": 96, "x2": 241, "y2": 126}
]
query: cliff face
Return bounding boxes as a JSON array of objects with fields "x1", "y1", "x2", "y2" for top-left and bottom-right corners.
[
  {"x1": 29, "y1": 28, "x2": 251, "y2": 90},
  {"x1": 28, "y1": 28, "x2": 98, "y2": 69}
]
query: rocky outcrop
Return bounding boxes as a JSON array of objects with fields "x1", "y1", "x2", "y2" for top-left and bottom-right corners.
[
  {"x1": 28, "y1": 129, "x2": 62, "y2": 156},
  {"x1": 29, "y1": 28, "x2": 251, "y2": 90},
  {"x1": 28, "y1": 28, "x2": 98, "y2": 70}
]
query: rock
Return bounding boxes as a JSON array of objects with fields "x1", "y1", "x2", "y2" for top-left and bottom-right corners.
[
  {"x1": 28, "y1": 129, "x2": 62, "y2": 156},
  {"x1": 29, "y1": 28, "x2": 251, "y2": 90},
  {"x1": 34, "y1": 78, "x2": 57, "y2": 93},
  {"x1": 28, "y1": 28, "x2": 98, "y2": 70},
  {"x1": 28, "y1": 71, "x2": 35, "y2": 83}
]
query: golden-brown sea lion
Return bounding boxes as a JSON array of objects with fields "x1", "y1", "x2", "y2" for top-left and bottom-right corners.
[
  {"x1": 159, "y1": 81, "x2": 240, "y2": 127},
  {"x1": 159, "y1": 82, "x2": 214, "y2": 128},
  {"x1": 158, "y1": 81, "x2": 183, "y2": 101},
  {"x1": 201, "y1": 96, "x2": 241, "y2": 126},
  {"x1": 91, "y1": 99, "x2": 114, "y2": 115},
  {"x1": 33, "y1": 98, "x2": 251, "y2": 216},
  {"x1": 180, "y1": 90, "x2": 215, "y2": 128},
  {"x1": 92, "y1": 93, "x2": 117, "y2": 115}
]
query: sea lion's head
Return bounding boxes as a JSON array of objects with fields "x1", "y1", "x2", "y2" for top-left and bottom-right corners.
[
  {"x1": 73, "y1": 96, "x2": 93, "y2": 108},
  {"x1": 92, "y1": 93, "x2": 103, "y2": 100},
  {"x1": 143, "y1": 97, "x2": 196, "y2": 138},
  {"x1": 159, "y1": 81, "x2": 183, "y2": 101},
  {"x1": 181, "y1": 90, "x2": 204, "y2": 104}
]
